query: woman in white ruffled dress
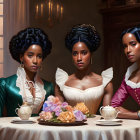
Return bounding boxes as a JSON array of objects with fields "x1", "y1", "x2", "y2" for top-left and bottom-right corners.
[{"x1": 55, "y1": 24, "x2": 113, "y2": 114}]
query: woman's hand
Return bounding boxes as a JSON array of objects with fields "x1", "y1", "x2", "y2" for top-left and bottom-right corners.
[
  {"x1": 115, "y1": 106, "x2": 139, "y2": 119},
  {"x1": 115, "y1": 106, "x2": 129, "y2": 117}
]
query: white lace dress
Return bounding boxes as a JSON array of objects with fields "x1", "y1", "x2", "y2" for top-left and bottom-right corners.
[{"x1": 56, "y1": 67, "x2": 113, "y2": 114}]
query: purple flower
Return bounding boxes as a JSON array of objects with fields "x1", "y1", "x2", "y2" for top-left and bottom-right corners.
[
  {"x1": 46, "y1": 101, "x2": 53, "y2": 107},
  {"x1": 43, "y1": 102, "x2": 57, "y2": 112},
  {"x1": 51, "y1": 104, "x2": 57, "y2": 111},
  {"x1": 43, "y1": 102, "x2": 48, "y2": 111},
  {"x1": 54, "y1": 106, "x2": 62, "y2": 116},
  {"x1": 61, "y1": 102, "x2": 68, "y2": 108},
  {"x1": 73, "y1": 110, "x2": 87, "y2": 121}
]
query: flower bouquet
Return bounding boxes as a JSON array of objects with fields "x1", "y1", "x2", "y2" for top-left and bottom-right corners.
[{"x1": 38, "y1": 96, "x2": 88, "y2": 125}]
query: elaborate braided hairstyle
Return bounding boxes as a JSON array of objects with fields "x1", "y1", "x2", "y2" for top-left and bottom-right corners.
[
  {"x1": 65, "y1": 24, "x2": 100, "y2": 52},
  {"x1": 9, "y1": 27, "x2": 52, "y2": 63},
  {"x1": 121, "y1": 26, "x2": 140, "y2": 44}
]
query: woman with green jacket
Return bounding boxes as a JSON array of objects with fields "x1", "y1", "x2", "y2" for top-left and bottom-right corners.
[{"x1": 0, "y1": 27, "x2": 54, "y2": 117}]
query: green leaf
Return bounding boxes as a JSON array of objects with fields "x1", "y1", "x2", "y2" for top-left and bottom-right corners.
[{"x1": 86, "y1": 113, "x2": 95, "y2": 118}]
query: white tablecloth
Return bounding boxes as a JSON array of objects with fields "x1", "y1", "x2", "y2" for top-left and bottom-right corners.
[{"x1": 0, "y1": 115, "x2": 140, "y2": 140}]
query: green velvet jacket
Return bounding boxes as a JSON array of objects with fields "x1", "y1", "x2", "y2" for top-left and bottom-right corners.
[{"x1": 0, "y1": 74, "x2": 54, "y2": 117}]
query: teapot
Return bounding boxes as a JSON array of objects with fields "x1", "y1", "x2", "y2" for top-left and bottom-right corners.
[
  {"x1": 99, "y1": 105, "x2": 119, "y2": 120},
  {"x1": 15, "y1": 102, "x2": 32, "y2": 120}
]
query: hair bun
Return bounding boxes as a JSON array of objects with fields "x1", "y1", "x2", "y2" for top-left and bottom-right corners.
[
  {"x1": 65, "y1": 24, "x2": 100, "y2": 52},
  {"x1": 9, "y1": 27, "x2": 52, "y2": 63}
]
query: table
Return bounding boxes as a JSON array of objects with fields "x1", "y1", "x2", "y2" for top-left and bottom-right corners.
[{"x1": 0, "y1": 115, "x2": 140, "y2": 140}]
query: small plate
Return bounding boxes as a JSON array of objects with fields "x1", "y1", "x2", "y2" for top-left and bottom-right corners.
[
  {"x1": 96, "y1": 122, "x2": 122, "y2": 126},
  {"x1": 11, "y1": 119, "x2": 36, "y2": 124},
  {"x1": 97, "y1": 119, "x2": 122, "y2": 123}
]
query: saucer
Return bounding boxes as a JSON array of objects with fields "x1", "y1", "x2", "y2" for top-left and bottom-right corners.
[
  {"x1": 96, "y1": 119, "x2": 122, "y2": 126},
  {"x1": 11, "y1": 119, "x2": 36, "y2": 124},
  {"x1": 97, "y1": 119, "x2": 122, "y2": 123},
  {"x1": 96, "y1": 122, "x2": 122, "y2": 126}
]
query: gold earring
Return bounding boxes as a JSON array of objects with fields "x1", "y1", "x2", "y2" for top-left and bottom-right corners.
[{"x1": 20, "y1": 61, "x2": 24, "y2": 68}]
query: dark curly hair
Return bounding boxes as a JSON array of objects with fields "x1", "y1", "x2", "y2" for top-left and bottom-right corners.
[
  {"x1": 65, "y1": 24, "x2": 100, "y2": 52},
  {"x1": 121, "y1": 26, "x2": 140, "y2": 44},
  {"x1": 9, "y1": 27, "x2": 52, "y2": 63}
]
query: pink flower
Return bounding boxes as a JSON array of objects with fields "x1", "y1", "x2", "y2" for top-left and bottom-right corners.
[
  {"x1": 53, "y1": 97, "x2": 62, "y2": 105},
  {"x1": 40, "y1": 96, "x2": 88, "y2": 123},
  {"x1": 47, "y1": 96, "x2": 62, "y2": 105},
  {"x1": 65, "y1": 105, "x2": 73, "y2": 112},
  {"x1": 47, "y1": 96, "x2": 55, "y2": 102},
  {"x1": 61, "y1": 102, "x2": 68, "y2": 108},
  {"x1": 39, "y1": 111, "x2": 53, "y2": 121}
]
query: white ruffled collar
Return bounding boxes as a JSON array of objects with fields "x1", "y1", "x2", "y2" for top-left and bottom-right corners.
[
  {"x1": 125, "y1": 63, "x2": 140, "y2": 88},
  {"x1": 16, "y1": 67, "x2": 46, "y2": 113}
]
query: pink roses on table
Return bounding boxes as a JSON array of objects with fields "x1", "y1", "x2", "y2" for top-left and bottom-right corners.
[
  {"x1": 39, "y1": 96, "x2": 87, "y2": 123},
  {"x1": 39, "y1": 111, "x2": 53, "y2": 121}
]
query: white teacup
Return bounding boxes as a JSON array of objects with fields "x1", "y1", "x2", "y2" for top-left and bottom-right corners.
[
  {"x1": 15, "y1": 102, "x2": 32, "y2": 120},
  {"x1": 99, "y1": 105, "x2": 119, "y2": 120}
]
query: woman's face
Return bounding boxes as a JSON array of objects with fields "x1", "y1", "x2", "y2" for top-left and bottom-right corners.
[
  {"x1": 20, "y1": 44, "x2": 43, "y2": 73},
  {"x1": 72, "y1": 42, "x2": 91, "y2": 70},
  {"x1": 122, "y1": 33, "x2": 140, "y2": 63}
]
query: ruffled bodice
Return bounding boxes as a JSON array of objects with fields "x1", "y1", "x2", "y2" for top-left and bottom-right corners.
[
  {"x1": 16, "y1": 67, "x2": 46, "y2": 114},
  {"x1": 56, "y1": 67, "x2": 113, "y2": 114},
  {"x1": 125, "y1": 63, "x2": 140, "y2": 88},
  {"x1": 111, "y1": 63, "x2": 140, "y2": 107},
  {"x1": 0, "y1": 69, "x2": 54, "y2": 117}
]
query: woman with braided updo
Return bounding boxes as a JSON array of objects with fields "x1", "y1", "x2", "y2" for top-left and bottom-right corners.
[
  {"x1": 0, "y1": 27, "x2": 54, "y2": 117},
  {"x1": 55, "y1": 24, "x2": 113, "y2": 114}
]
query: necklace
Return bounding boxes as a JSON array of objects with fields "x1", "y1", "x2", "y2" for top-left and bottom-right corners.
[
  {"x1": 25, "y1": 80, "x2": 36, "y2": 98},
  {"x1": 25, "y1": 80, "x2": 35, "y2": 89}
]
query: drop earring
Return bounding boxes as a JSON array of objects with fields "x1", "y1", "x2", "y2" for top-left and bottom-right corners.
[{"x1": 20, "y1": 61, "x2": 24, "y2": 68}]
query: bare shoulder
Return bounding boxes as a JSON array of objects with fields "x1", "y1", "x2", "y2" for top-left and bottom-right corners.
[
  {"x1": 91, "y1": 72, "x2": 102, "y2": 81},
  {"x1": 69, "y1": 74, "x2": 77, "y2": 80},
  {"x1": 65, "y1": 74, "x2": 77, "y2": 85}
]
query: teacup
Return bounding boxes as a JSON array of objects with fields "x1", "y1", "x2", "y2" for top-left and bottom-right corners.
[
  {"x1": 99, "y1": 105, "x2": 119, "y2": 120},
  {"x1": 15, "y1": 102, "x2": 32, "y2": 120}
]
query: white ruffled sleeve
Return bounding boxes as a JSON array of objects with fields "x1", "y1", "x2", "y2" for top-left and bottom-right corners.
[
  {"x1": 101, "y1": 67, "x2": 113, "y2": 87},
  {"x1": 55, "y1": 68, "x2": 69, "y2": 91}
]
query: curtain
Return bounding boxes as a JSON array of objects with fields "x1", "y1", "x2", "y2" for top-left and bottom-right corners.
[{"x1": 3, "y1": 0, "x2": 29, "y2": 77}]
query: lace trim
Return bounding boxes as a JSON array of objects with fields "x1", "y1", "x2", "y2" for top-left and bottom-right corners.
[
  {"x1": 16, "y1": 67, "x2": 46, "y2": 113},
  {"x1": 125, "y1": 63, "x2": 140, "y2": 89}
]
